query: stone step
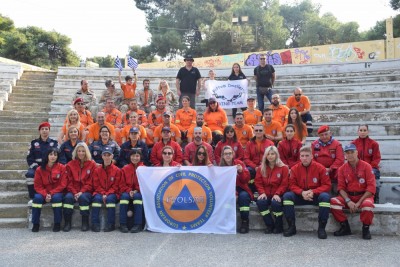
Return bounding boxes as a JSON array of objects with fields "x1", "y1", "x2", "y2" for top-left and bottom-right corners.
[
  {"x1": 20, "y1": 73, "x2": 56, "y2": 80},
  {"x1": 0, "y1": 134, "x2": 37, "y2": 142},
  {"x1": 12, "y1": 85, "x2": 54, "y2": 92},
  {"x1": 0, "y1": 191, "x2": 28, "y2": 204},
  {"x1": 312, "y1": 121, "x2": 400, "y2": 136},
  {"x1": 312, "y1": 109, "x2": 400, "y2": 123},
  {"x1": 0, "y1": 204, "x2": 27, "y2": 219},
  {"x1": 0, "y1": 150, "x2": 28, "y2": 160},
  {"x1": 0, "y1": 126, "x2": 44, "y2": 135},
  {"x1": 312, "y1": 98, "x2": 400, "y2": 111},
  {"x1": 0, "y1": 180, "x2": 26, "y2": 191},
  {"x1": 2, "y1": 105, "x2": 51, "y2": 112},
  {"x1": 0, "y1": 142, "x2": 32, "y2": 150},
  {"x1": 8, "y1": 92, "x2": 54, "y2": 99},
  {"x1": 8, "y1": 95, "x2": 53, "y2": 102},
  {"x1": 0, "y1": 115, "x2": 47, "y2": 123},
  {"x1": 0, "y1": 170, "x2": 26, "y2": 180},
  {"x1": 0, "y1": 160, "x2": 28, "y2": 170},
  {"x1": 0, "y1": 218, "x2": 27, "y2": 228}
]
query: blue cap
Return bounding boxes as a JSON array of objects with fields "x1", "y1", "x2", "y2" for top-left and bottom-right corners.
[
  {"x1": 162, "y1": 126, "x2": 171, "y2": 132},
  {"x1": 102, "y1": 146, "x2": 113, "y2": 155},
  {"x1": 344, "y1": 144, "x2": 357, "y2": 152},
  {"x1": 129, "y1": 127, "x2": 139, "y2": 133}
]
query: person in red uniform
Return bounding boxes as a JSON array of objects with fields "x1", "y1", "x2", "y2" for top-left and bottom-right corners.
[
  {"x1": 330, "y1": 144, "x2": 376, "y2": 240},
  {"x1": 312, "y1": 125, "x2": 344, "y2": 192},
  {"x1": 156, "y1": 146, "x2": 182, "y2": 167},
  {"x1": 278, "y1": 124, "x2": 302, "y2": 168},
  {"x1": 192, "y1": 145, "x2": 213, "y2": 166},
  {"x1": 183, "y1": 127, "x2": 214, "y2": 166},
  {"x1": 150, "y1": 127, "x2": 183, "y2": 166},
  {"x1": 219, "y1": 145, "x2": 252, "y2": 234},
  {"x1": 255, "y1": 146, "x2": 289, "y2": 234},
  {"x1": 214, "y1": 125, "x2": 244, "y2": 165},
  {"x1": 119, "y1": 148, "x2": 145, "y2": 233},
  {"x1": 31, "y1": 147, "x2": 67, "y2": 232},
  {"x1": 351, "y1": 124, "x2": 381, "y2": 203},
  {"x1": 91, "y1": 146, "x2": 121, "y2": 232},
  {"x1": 283, "y1": 146, "x2": 331, "y2": 239},
  {"x1": 64, "y1": 142, "x2": 96, "y2": 232},
  {"x1": 243, "y1": 123, "x2": 274, "y2": 195}
]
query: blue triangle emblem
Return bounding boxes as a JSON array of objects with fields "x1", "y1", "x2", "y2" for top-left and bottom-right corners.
[{"x1": 170, "y1": 185, "x2": 200, "y2": 210}]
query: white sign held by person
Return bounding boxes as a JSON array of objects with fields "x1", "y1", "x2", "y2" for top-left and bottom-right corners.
[
  {"x1": 206, "y1": 80, "x2": 248, "y2": 108},
  {"x1": 137, "y1": 166, "x2": 237, "y2": 234}
]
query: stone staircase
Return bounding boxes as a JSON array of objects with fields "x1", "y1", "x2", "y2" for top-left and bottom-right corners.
[{"x1": 0, "y1": 71, "x2": 56, "y2": 228}]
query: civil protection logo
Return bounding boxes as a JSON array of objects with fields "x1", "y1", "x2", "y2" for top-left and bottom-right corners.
[{"x1": 154, "y1": 170, "x2": 215, "y2": 230}]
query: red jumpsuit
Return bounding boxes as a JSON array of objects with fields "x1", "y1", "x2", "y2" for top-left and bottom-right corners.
[
  {"x1": 255, "y1": 165, "x2": 289, "y2": 197},
  {"x1": 150, "y1": 140, "x2": 183, "y2": 166},
  {"x1": 234, "y1": 159, "x2": 253, "y2": 199},
  {"x1": 34, "y1": 163, "x2": 67, "y2": 197},
  {"x1": 289, "y1": 160, "x2": 331, "y2": 195},
  {"x1": 278, "y1": 138, "x2": 302, "y2": 168},
  {"x1": 243, "y1": 138, "x2": 274, "y2": 169},
  {"x1": 330, "y1": 160, "x2": 375, "y2": 225},
  {"x1": 120, "y1": 162, "x2": 144, "y2": 193},
  {"x1": 312, "y1": 138, "x2": 344, "y2": 181},
  {"x1": 351, "y1": 137, "x2": 381, "y2": 169},
  {"x1": 214, "y1": 139, "x2": 244, "y2": 165},
  {"x1": 92, "y1": 164, "x2": 121, "y2": 198},
  {"x1": 66, "y1": 159, "x2": 97, "y2": 194}
]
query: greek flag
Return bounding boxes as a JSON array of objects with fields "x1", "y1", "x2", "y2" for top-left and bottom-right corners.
[
  {"x1": 114, "y1": 56, "x2": 123, "y2": 71},
  {"x1": 127, "y1": 56, "x2": 139, "y2": 69}
]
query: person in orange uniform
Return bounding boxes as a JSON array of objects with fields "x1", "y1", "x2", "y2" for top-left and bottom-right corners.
[
  {"x1": 187, "y1": 113, "x2": 212, "y2": 144},
  {"x1": 175, "y1": 96, "x2": 197, "y2": 141},
  {"x1": 150, "y1": 127, "x2": 183, "y2": 166},
  {"x1": 148, "y1": 96, "x2": 167, "y2": 131},
  {"x1": 243, "y1": 97, "x2": 262, "y2": 127},
  {"x1": 31, "y1": 148, "x2": 67, "y2": 233},
  {"x1": 103, "y1": 98, "x2": 123, "y2": 145},
  {"x1": 91, "y1": 146, "x2": 121, "y2": 232},
  {"x1": 351, "y1": 124, "x2": 381, "y2": 203},
  {"x1": 330, "y1": 144, "x2": 375, "y2": 240},
  {"x1": 269, "y1": 94, "x2": 289, "y2": 127},
  {"x1": 120, "y1": 112, "x2": 147, "y2": 144},
  {"x1": 64, "y1": 142, "x2": 96, "y2": 231},
  {"x1": 118, "y1": 70, "x2": 137, "y2": 113},
  {"x1": 214, "y1": 125, "x2": 244, "y2": 165},
  {"x1": 233, "y1": 112, "x2": 254, "y2": 149},
  {"x1": 58, "y1": 109, "x2": 86, "y2": 143},
  {"x1": 278, "y1": 124, "x2": 302, "y2": 168},
  {"x1": 73, "y1": 97, "x2": 94, "y2": 129},
  {"x1": 153, "y1": 111, "x2": 182, "y2": 144},
  {"x1": 261, "y1": 108, "x2": 283, "y2": 145},
  {"x1": 122, "y1": 98, "x2": 148, "y2": 127},
  {"x1": 255, "y1": 146, "x2": 289, "y2": 234},
  {"x1": 87, "y1": 112, "x2": 115, "y2": 144},
  {"x1": 243, "y1": 123, "x2": 274, "y2": 194},
  {"x1": 312, "y1": 125, "x2": 344, "y2": 189},
  {"x1": 284, "y1": 108, "x2": 307, "y2": 145},
  {"x1": 204, "y1": 97, "x2": 228, "y2": 147},
  {"x1": 286, "y1": 87, "x2": 313, "y2": 135}
]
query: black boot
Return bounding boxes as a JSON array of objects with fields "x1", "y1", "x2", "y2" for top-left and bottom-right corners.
[
  {"x1": 239, "y1": 219, "x2": 249, "y2": 234},
  {"x1": 63, "y1": 214, "x2": 72, "y2": 232},
  {"x1": 264, "y1": 225, "x2": 274, "y2": 234},
  {"x1": 91, "y1": 224, "x2": 100, "y2": 232},
  {"x1": 283, "y1": 219, "x2": 296, "y2": 237},
  {"x1": 317, "y1": 220, "x2": 327, "y2": 239},
  {"x1": 32, "y1": 224, "x2": 40, "y2": 232},
  {"x1": 273, "y1": 216, "x2": 283, "y2": 234},
  {"x1": 52, "y1": 223, "x2": 61, "y2": 232},
  {"x1": 120, "y1": 224, "x2": 129, "y2": 233},
  {"x1": 104, "y1": 224, "x2": 115, "y2": 232},
  {"x1": 362, "y1": 225, "x2": 371, "y2": 240},
  {"x1": 130, "y1": 224, "x2": 142, "y2": 233},
  {"x1": 334, "y1": 220, "x2": 352, "y2": 236},
  {"x1": 81, "y1": 215, "x2": 89, "y2": 232}
]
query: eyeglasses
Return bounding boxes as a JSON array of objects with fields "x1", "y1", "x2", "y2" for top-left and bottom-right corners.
[
  {"x1": 260, "y1": 58, "x2": 266, "y2": 60},
  {"x1": 227, "y1": 130, "x2": 235, "y2": 133},
  {"x1": 223, "y1": 152, "x2": 233, "y2": 156},
  {"x1": 131, "y1": 148, "x2": 142, "y2": 152},
  {"x1": 163, "y1": 152, "x2": 173, "y2": 155},
  {"x1": 197, "y1": 152, "x2": 206, "y2": 156},
  {"x1": 295, "y1": 94, "x2": 302, "y2": 96},
  {"x1": 209, "y1": 101, "x2": 216, "y2": 104},
  {"x1": 254, "y1": 129, "x2": 263, "y2": 132}
]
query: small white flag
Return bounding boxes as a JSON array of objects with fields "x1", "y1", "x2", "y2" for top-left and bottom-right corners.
[
  {"x1": 114, "y1": 56, "x2": 123, "y2": 71},
  {"x1": 127, "y1": 56, "x2": 139, "y2": 69}
]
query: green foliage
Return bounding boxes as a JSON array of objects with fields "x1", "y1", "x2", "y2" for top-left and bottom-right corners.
[
  {"x1": 129, "y1": 45, "x2": 156, "y2": 63},
  {"x1": 86, "y1": 55, "x2": 117, "y2": 68},
  {"x1": 362, "y1": 15, "x2": 400, "y2": 40},
  {"x1": 390, "y1": 0, "x2": 400, "y2": 10}
]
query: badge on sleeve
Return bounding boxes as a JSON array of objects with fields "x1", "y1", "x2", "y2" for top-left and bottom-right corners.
[
  {"x1": 56, "y1": 174, "x2": 60, "y2": 179},
  {"x1": 50, "y1": 142, "x2": 54, "y2": 146},
  {"x1": 93, "y1": 151, "x2": 97, "y2": 156},
  {"x1": 111, "y1": 177, "x2": 114, "y2": 182},
  {"x1": 368, "y1": 149, "x2": 372, "y2": 154},
  {"x1": 242, "y1": 131, "x2": 247, "y2": 135},
  {"x1": 87, "y1": 170, "x2": 91, "y2": 174},
  {"x1": 359, "y1": 178, "x2": 365, "y2": 184},
  {"x1": 277, "y1": 173, "x2": 281, "y2": 178},
  {"x1": 313, "y1": 177, "x2": 318, "y2": 183},
  {"x1": 34, "y1": 142, "x2": 40, "y2": 147},
  {"x1": 234, "y1": 146, "x2": 238, "y2": 151}
]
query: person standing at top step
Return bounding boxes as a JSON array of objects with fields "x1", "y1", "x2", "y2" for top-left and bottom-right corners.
[
  {"x1": 176, "y1": 55, "x2": 201, "y2": 109},
  {"x1": 286, "y1": 87, "x2": 313, "y2": 135},
  {"x1": 72, "y1": 80, "x2": 97, "y2": 115},
  {"x1": 118, "y1": 69, "x2": 138, "y2": 113},
  {"x1": 228, "y1": 63, "x2": 248, "y2": 118},
  {"x1": 253, "y1": 54, "x2": 275, "y2": 113}
]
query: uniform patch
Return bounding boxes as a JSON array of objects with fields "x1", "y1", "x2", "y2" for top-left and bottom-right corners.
[
  {"x1": 313, "y1": 177, "x2": 318, "y2": 183},
  {"x1": 56, "y1": 174, "x2": 60, "y2": 179},
  {"x1": 50, "y1": 142, "x2": 54, "y2": 146},
  {"x1": 314, "y1": 153, "x2": 319, "y2": 158},
  {"x1": 277, "y1": 173, "x2": 281, "y2": 178},
  {"x1": 314, "y1": 144, "x2": 320, "y2": 149},
  {"x1": 93, "y1": 151, "x2": 97, "y2": 156},
  {"x1": 111, "y1": 177, "x2": 114, "y2": 182},
  {"x1": 34, "y1": 142, "x2": 40, "y2": 147},
  {"x1": 242, "y1": 131, "x2": 247, "y2": 135},
  {"x1": 368, "y1": 149, "x2": 372, "y2": 154},
  {"x1": 87, "y1": 170, "x2": 91, "y2": 174},
  {"x1": 331, "y1": 154, "x2": 336, "y2": 159},
  {"x1": 233, "y1": 146, "x2": 238, "y2": 151},
  {"x1": 359, "y1": 178, "x2": 365, "y2": 184}
]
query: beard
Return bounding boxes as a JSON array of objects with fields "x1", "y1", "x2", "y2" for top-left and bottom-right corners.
[{"x1": 194, "y1": 136, "x2": 202, "y2": 142}]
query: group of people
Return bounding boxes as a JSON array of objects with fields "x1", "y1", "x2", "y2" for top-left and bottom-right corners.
[{"x1": 25, "y1": 55, "x2": 381, "y2": 239}]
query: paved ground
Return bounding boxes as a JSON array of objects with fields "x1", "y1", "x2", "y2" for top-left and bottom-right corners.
[{"x1": 0, "y1": 229, "x2": 399, "y2": 266}]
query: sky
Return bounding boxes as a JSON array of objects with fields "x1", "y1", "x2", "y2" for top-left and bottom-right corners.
[{"x1": 1, "y1": 0, "x2": 398, "y2": 59}]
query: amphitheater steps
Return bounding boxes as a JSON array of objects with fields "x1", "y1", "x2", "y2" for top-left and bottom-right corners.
[{"x1": 0, "y1": 70, "x2": 56, "y2": 228}]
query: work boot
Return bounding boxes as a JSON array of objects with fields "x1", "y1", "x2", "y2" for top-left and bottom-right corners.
[
  {"x1": 52, "y1": 223, "x2": 61, "y2": 232},
  {"x1": 104, "y1": 224, "x2": 115, "y2": 232},
  {"x1": 63, "y1": 214, "x2": 72, "y2": 232},
  {"x1": 120, "y1": 224, "x2": 129, "y2": 233},
  {"x1": 81, "y1": 215, "x2": 89, "y2": 232},
  {"x1": 362, "y1": 225, "x2": 372, "y2": 240},
  {"x1": 91, "y1": 224, "x2": 100, "y2": 232},
  {"x1": 334, "y1": 220, "x2": 352, "y2": 236},
  {"x1": 283, "y1": 219, "x2": 296, "y2": 237},
  {"x1": 273, "y1": 217, "x2": 283, "y2": 234},
  {"x1": 317, "y1": 220, "x2": 327, "y2": 239},
  {"x1": 264, "y1": 225, "x2": 274, "y2": 234},
  {"x1": 239, "y1": 219, "x2": 249, "y2": 234},
  {"x1": 32, "y1": 224, "x2": 40, "y2": 232},
  {"x1": 130, "y1": 224, "x2": 142, "y2": 233}
]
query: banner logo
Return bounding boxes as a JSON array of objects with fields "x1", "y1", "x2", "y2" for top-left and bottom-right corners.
[{"x1": 155, "y1": 170, "x2": 215, "y2": 230}]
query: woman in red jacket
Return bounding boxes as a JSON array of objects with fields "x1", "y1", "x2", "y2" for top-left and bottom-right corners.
[
  {"x1": 351, "y1": 124, "x2": 382, "y2": 203},
  {"x1": 255, "y1": 146, "x2": 289, "y2": 234},
  {"x1": 219, "y1": 145, "x2": 252, "y2": 234},
  {"x1": 192, "y1": 145, "x2": 213, "y2": 166},
  {"x1": 64, "y1": 142, "x2": 96, "y2": 232},
  {"x1": 31, "y1": 147, "x2": 67, "y2": 232},
  {"x1": 119, "y1": 148, "x2": 145, "y2": 233},
  {"x1": 91, "y1": 146, "x2": 121, "y2": 232},
  {"x1": 156, "y1": 146, "x2": 182, "y2": 167},
  {"x1": 214, "y1": 125, "x2": 244, "y2": 164},
  {"x1": 278, "y1": 124, "x2": 302, "y2": 168}
]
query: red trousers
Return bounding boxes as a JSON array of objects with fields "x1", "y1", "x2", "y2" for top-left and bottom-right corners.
[{"x1": 330, "y1": 195, "x2": 374, "y2": 225}]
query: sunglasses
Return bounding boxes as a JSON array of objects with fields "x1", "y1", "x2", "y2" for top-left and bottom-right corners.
[
  {"x1": 295, "y1": 94, "x2": 302, "y2": 96},
  {"x1": 223, "y1": 152, "x2": 233, "y2": 156},
  {"x1": 260, "y1": 58, "x2": 266, "y2": 60},
  {"x1": 254, "y1": 129, "x2": 263, "y2": 132},
  {"x1": 76, "y1": 103, "x2": 85, "y2": 105},
  {"x1": 163, "y1": 152, "x2": 173, "y2": 155},
  {"x1": 227, "y1": 130, "x2": 235, "y2": 133},
  {"x1": 197, "y1": 152, "x2": 206, "y2": 156}
]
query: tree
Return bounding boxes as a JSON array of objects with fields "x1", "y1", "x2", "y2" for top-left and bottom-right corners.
[
  {"x1": 363, "y1": 14, "x2": 400, "y2": 40},
  {"x1": 129, "y1": 45, "x2": 156, "y2": 63},
  {"x1": 86, "y1": 55, "x2": 116, "y2": 68},
  {"x1": 390, "y1": 0, "x2": 400, "y2": 10},
  {"x1": 334, "y1": 22, "x2": 362, "y2": 43}
]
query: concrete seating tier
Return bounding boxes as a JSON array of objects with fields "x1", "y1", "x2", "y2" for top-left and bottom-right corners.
[{"x1": 0, "y1": 63, "x2": 24, "y2": 110}]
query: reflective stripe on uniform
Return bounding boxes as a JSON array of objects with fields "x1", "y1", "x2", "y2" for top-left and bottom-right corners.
[
  {"x1": 63, "y1": 204, "x2": 74, "y2": 209},
  {"x1": 120, "y1": 200, "x2": 129, "y2": 205},
  {"x1": 133, "y1": 200, "x2": 143, "y2": 205},
  {"x1": 239, "y1": 207, "x2": 250, "y2": 212},
  {"x1": 273, "y1": 211, "x2": 283, "y2": 217},
  {"x1": 260, "y1": 210, "x2": 270, "y2": 216},
  {"x1": 52, "y1": 203, "x2": 62, "y2": 208},
  {"x1": 319, "y1": 202, "x2": 330, "y2": 208},
  {"x1": 26, "y1": 178, "x2": 34, "y2": 185},
  {"x1": 80, "y1": 206, "x2": 90, "y2": 211},
  {"x1": 330, "y1": 205, "x2": 342, "y2": 210},
  {"x1": 283, "y1": 200, "x2": 294, "y2": 206},
  {"x1": 106, "y1": 203, "x2": 116, "y2": 208},
  {"x1": 32, "y1": 203, "x2": 42, "y2": 208},
  {"x1": 361, "y1": 207, "x2": 374, "y2": 211},
  {"x1": 92, "y1": 203, "x2": 102, "y2": 207}
]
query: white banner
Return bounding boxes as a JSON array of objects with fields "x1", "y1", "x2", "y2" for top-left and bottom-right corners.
[
  {"x1": 206, "y1": 80, "x2": 248, "y2": 108},
  {"x1": 137, "y1": 166, "x2": 237, "y2": 234}
]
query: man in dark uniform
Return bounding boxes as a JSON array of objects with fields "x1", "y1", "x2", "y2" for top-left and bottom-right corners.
[
  {"x1": 176, "y1": 55, "x2": 201, "y2": 109},
  {"x1": 253, "y1": 54, "x2": 276, "y2": 113}
]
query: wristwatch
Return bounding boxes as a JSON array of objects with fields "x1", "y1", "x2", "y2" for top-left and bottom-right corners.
[{"x1": 345, "y1": 197, "x2": 351, "y2": 203}]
